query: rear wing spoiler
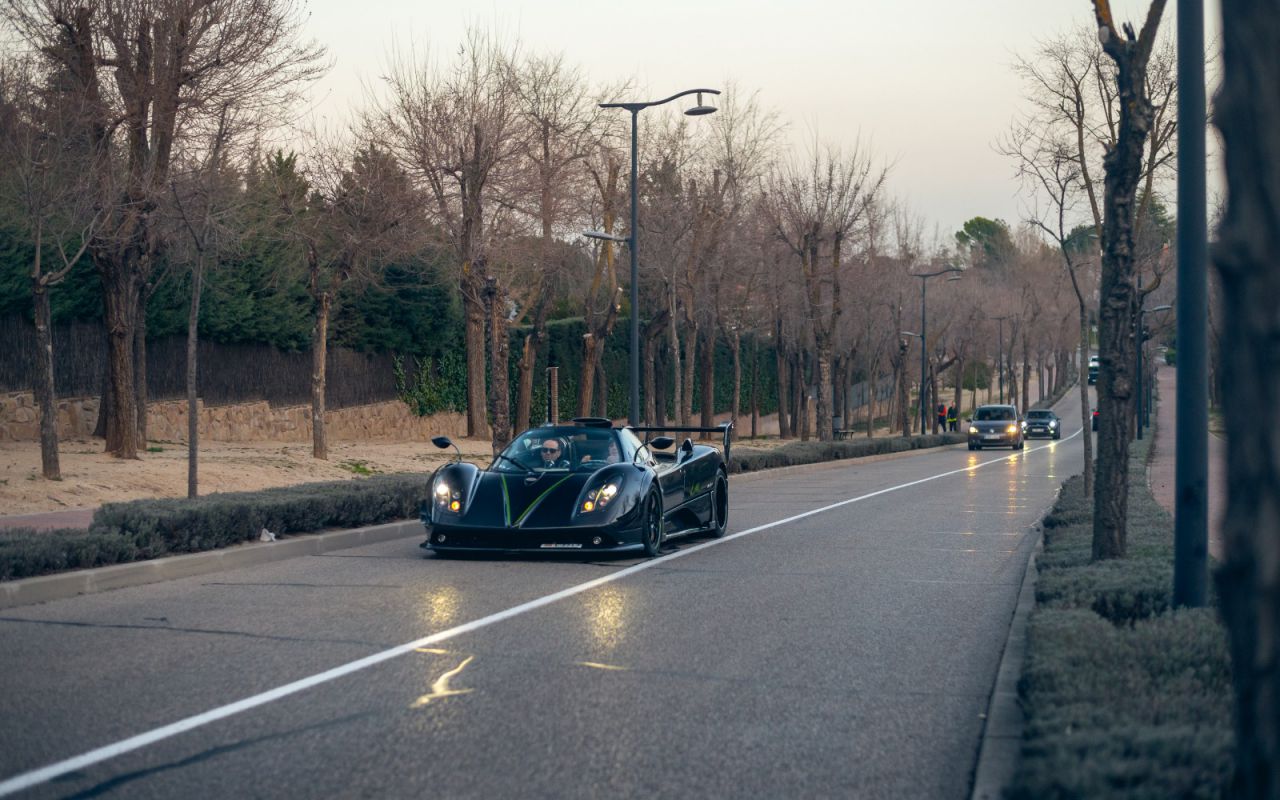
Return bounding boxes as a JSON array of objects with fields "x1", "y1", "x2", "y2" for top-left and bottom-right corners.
[{"x1": 626, "y1": 422, "x2": 734, "y2": 464}]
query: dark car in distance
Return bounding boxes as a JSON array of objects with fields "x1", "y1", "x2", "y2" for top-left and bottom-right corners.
[
  {"x1": 1022, "y1": 408, "x2": 1062, "y2": 439},
  {"x1": 421, "y1": 418, "x2": 731, "y2": 557},
  {"x1": 967, "y1": 404, "x2": 1024, "y2": 450}
]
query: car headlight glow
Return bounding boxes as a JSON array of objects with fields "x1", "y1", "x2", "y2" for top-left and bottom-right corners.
[
  {"x1": 434, "y1": 480, "x2": 461, "y2": 511},
  {"x1": 1050, "y1": 420, "x2": 1058, "y2": 427},
  {"x1": 582, "y1": 482, "x2": 620, "y2": 513},
  {"x1": 1006, "y1": 424, "x2": 1019, "y2": 434}
]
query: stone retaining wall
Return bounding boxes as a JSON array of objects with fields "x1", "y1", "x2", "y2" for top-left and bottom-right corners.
[{"x1": 0, "y1": 391, "x2": 467, "y2": 444}]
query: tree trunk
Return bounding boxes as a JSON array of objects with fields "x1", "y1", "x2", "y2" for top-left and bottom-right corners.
[
  {"x1": 487, "y1": 280, "x2": 511, "y2": 455},
  {"x1": 699, "y1": 329, "x2": 715, "y2": 432},
  {"x1": 788, "y1": 355, "x2": 798, "y2": 440},
  {"x1": 654, "y1": 344, "x2": 667, "y2": 429},
  {"x1": 668, "y1": 289, "x2": 682, "y2": 428},
  {"x1": 92, "y1": 364, "x2": 110, "y2": 439},
  {"x1": 311, "y1": 293, "x2": 331, "y2": 460},
  {"x1": 867, "y1": 352, "x2": 881, "y2": 438},
  {"x1": 775, "y1": 331, "x2": 790, "y2": 439},
  {"x1": 33, "y1": 280, "x2": 61, "y2": 480},
  {"x1": 462, "y1": 283, "x2": 491, "y2": 441},
  {"x1": 1212, "y1": 6, "x2": 1280, "y2": 794},
  {"x1": 514, "y1": 329, "x2": 541, "y2": 435},
  {"x1": 102, "y1": 267, "x2": 139, "y2": 459},
  {"x1": 577, "y1": 335, "x2": 599, "y2": 417},
  {"x1": 1022, "y1": 337, "x2": 1032, "y2": 410},
  {"x1": 134, "y1": 301, "x2": 148, "y2": 449},
  {"x1": 643, "y1": 333, "x2": 657, "y2": 426},
  {"x1": 730, "y1": 330, "x2": 741, "y2": 440},
  {"x1": 1092, "y1": 5, "x2": 1163, "y2": 560},
  {"x1": 1078, "y1": 310, "x2": 1095, "y2": 495},
  {"x1": 750, "y1": 335, "x2": 759, "y2": 438},
  {"x1": 594, "y1": 358, "x2": 608, "y2": 419},
  {"x1": 681, "y1": 320, "x2": 697, "y2": 426},
  {"x1": 815, "y1": 349, "x2": 833, "y2": 441},
  {"x1": 187, "y1": 257, "x2": 203, "y2": 498}
]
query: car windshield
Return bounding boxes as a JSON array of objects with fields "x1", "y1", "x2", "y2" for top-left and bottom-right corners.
[
  {"x1": 975, "y1": 407, "x2": 1015, "y2": 421},
  {"x1": 1027, "y1": 410, "x2": 1053, "y2": 419},
  {"x1": 493, "y1": 426, "x2": 623, "y2": 473}
]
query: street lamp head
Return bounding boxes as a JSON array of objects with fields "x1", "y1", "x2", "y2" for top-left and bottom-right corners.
[
  {"x1": 901, "y1": 330, "x2": 921, "y2": 338},
  {"x1": 1150, "y1": 304, "x2": 1173, "y2": 313},
  {"x1": 684, "y1": 92, "x2": 718, "y2": 116},
  {"x1": 582, "y1": 229, "x2": 631, "y2": 244}
]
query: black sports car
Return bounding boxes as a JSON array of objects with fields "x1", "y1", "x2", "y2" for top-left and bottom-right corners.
[{"x1": 420, "y1": 418, "x2": 731, "y2": 557}]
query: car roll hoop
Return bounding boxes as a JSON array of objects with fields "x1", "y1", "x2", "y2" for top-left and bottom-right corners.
[{"x1": 626, "y1": 421, "x2": 734, "y2": 464}]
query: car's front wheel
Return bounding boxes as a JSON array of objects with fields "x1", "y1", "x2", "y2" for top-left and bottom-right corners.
[
  {"x1": 708, "y1": 471, "x2": 729, "y2": 538},
  {"x1": 640, "y1": 492, "x2": 664, "y2": 557}
]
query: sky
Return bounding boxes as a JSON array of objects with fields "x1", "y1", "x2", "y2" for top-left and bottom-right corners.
[{"x1": 298, "y1": 0, "x2": 1220, "y2": 243}]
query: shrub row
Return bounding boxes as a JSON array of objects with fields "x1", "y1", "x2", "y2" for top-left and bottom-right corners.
[
  {"x1": 0, "y1": 527, "x2": 141, "y2": 580},
  {"x1": 728, "y1": 433, "x2": 966, "y2": 474},
  {"x1": 1, "y1": 473, "x2": 430, "y2": 581},
  {"x1": 1008, "y1": 435, "x2": 1234, "y2": 799}
]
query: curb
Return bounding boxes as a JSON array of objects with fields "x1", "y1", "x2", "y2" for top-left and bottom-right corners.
[
  {"x1": 0, "y1": 518, "x2": 425, "y2": 610},
  {"x1": 969, "y1": 524, "x2": 1043, "y2": 800}
]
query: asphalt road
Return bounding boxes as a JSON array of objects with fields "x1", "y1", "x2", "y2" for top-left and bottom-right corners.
[{"x1": 0, "y1": 389, "x2": 1087, "y2": 799}]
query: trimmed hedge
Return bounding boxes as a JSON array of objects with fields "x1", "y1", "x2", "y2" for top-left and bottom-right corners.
[
  {"x1": 728, "y1": 433, "x2": 966, "y2": 474},
  {"x1": 0, "y1": 473, "x2": 429, "y2": 581},
  {"x1": 1008, "y1": 435, "x2": 1234, "y2": 798},
  {"x1": 0, "y1": 527, "x2": 141, "y2": 580}
]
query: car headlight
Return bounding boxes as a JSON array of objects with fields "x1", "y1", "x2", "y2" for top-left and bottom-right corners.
[
  {"x1": 1050, "y1": 420, "x2": 1058, "y2": 427},
  {"x1": 434, "y1": 480, "x2": 461, "y2": 512},
  {"x1": 1006, "y1": 424, "x2": 1019, "y2": 434},
  {"x1": 581, "y1": 482, "x2": 619, "y2": 513}
]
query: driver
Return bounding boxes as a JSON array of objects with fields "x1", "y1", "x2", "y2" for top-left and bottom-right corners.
[{"x1": 538, "y1": 438, "x2": 570, "y2": 469}]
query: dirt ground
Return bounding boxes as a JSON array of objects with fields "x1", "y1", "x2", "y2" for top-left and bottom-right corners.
[{"x1": 0, "y1": 436, "x2": 502, "y2": 516}]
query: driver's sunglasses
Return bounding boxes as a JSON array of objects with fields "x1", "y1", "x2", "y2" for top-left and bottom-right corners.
[{"x1": 541, "y1": 446, "x2": 559, "y2": 453}]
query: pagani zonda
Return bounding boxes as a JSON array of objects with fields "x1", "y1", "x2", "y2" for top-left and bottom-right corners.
[{"x1": 420, "y1": 418, "x2": 731, "y2": 557}]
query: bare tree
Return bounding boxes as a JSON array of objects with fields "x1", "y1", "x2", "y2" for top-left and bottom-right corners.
[
  {"x1": 509, "y1": 53, "x2": 611, "y2": 433},
  {"x1": 379, "y1": 30, "x2": 523, "y2": 443},
  {"x1": 167, "y1": 107, "x2": 238, "y2": 496},
  {"x1": 0, "y1": 56, "x2": 98, "y2": 479},
  {"x1": 1088, "y1": 0, "x2": 1169, "y2": 559},
  {"x1": 5, "y1": 0, "x2": 325, "y2": 458},
  {"x1": 766, "y1": 139, "x2": 887, "y2": 441},
  {"x1": 1212, "y1": 1, "x2": 1280, "y2": 794}
]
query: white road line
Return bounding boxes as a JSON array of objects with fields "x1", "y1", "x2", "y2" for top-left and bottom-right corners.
[{"x1": 0, "y1": 428, "x2": 1081, "y2": 797}]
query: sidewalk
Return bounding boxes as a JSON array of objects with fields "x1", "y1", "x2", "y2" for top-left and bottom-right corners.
[
  {"x1": 0, "y1": 507, "x2": 95, "y2": 531},
  {"x1": 1146, "y1": 363, "x2": 1226, "y2": 560}
]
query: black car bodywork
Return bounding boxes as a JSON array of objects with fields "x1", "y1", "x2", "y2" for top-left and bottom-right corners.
[
  {"x1": 421, "y1": 419, "x2": 731, "y2": 557},
  {"x1": 1022, "y1": 408, "x2": 1062, "y2": 439},
  {"x1": 967, "y1": 404, "x2": 1024, "y2": 450}
]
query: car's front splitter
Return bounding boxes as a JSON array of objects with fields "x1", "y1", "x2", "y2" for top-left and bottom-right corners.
[{"x1": 423, "y1": 522, "x2": 644, "y2": 554}]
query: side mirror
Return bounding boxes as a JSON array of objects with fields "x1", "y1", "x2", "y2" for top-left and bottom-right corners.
[
  {"x1": 431, "y1": 435, "x2": 461, "y2": 462},
  {"x1": 649, "y1": 436, "x2": 675, "y2": 450},
  {"x1": 679, "y1": 438, "x2": 694, "y2": 460}
]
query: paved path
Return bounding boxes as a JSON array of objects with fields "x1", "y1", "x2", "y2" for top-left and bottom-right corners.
[
  {"x1": 0, "y1": 392, "x2": 1085, "y2": 799},
  {"x1": 1146, "y1": 363, "x2": 1226, "y2": 560}
]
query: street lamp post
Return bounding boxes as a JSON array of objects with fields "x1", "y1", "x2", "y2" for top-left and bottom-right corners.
[
  {"x1": 912, "y1": 267, "x2": 963, "y2": 434},
  {"x1": 585, "y1": 88, "x2": 720, "y2": 426},
  {"x1": 1136, "y1": 303, "x2": 1173, "y2": 440},
  {"x1": 991, "y1": 314, "x2": 1012, "y2": 406}
]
